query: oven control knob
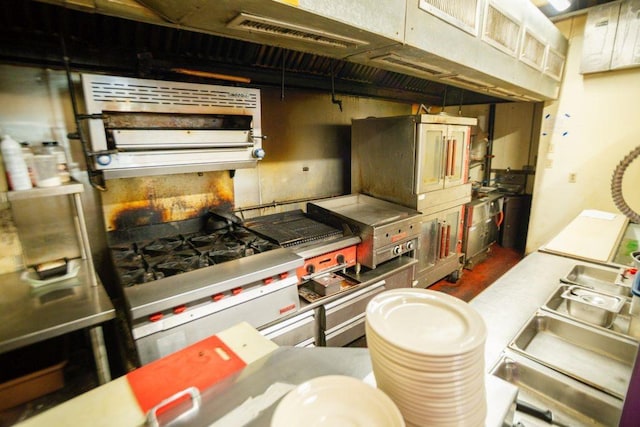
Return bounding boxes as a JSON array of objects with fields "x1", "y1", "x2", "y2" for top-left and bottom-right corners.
[
  {"x1": 306, "y1": 264, "x2": 315, "y2": 274},
  {"x1": 96, "y1": 154, "x2": 112, "y2": 166},
  {"x1": 406, "y1": 241, "x2": 414, "y2": 251},
  {"x1": 252, "y1": 148, "x2": 266, "y2": 159},
  {"x1": 393, "y1": 245, "x2": 402, "y2": 255},
  {"x1": 336, "y1": 254, "x2": 345, "y2": 264}
]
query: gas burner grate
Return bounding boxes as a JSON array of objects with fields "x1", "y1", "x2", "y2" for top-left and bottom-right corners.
[{"x1": 110, "y1": 227, "x2": 279, "y2": 287}]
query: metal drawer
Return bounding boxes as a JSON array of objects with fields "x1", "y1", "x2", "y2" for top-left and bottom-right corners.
[
  {"x1": 259, "y1": 310, "x2": 316, "y2": 347},
  {"x1": 324, "y1": 314, "x2": 366, "y2": 347},
  {"x1": 319, "y1": 280, "x2": 386, "y2": 331}
]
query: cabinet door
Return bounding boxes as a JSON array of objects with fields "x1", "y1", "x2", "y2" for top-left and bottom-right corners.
[
  {"x1": 416, "y1": 124, "x2": 446, "y2": 193},
  {"x1": 444, "y1": 125, "x2": 470, "y2": 188}
]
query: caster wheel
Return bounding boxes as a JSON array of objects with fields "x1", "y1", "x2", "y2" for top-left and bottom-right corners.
[{"x1": 447, "y1": 269, "x2": 461, "y2": 283}]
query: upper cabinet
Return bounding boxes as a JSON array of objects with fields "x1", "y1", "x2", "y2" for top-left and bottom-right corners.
[
  {"x1": 581, "y1": 0, "x2": 640, "y2": 74},
  {"x1": 41, "y1": 0, "x2": 567, "y2": 101}
]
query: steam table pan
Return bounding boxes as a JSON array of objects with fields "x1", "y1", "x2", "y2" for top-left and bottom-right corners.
[
  {"x1": 508, "y1": 310, "x2": 637, "y2": 399},
  {"x1": 491, "y1": 351, "x2": 623, "y2": 426},
  {"x1": 542, "y1": 285, "x2": 634, "y2": 340},
  {"x1": 562, "y1": 265, "x2": 631, "y2": 297}
]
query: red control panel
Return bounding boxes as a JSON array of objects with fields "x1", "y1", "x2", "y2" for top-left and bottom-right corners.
[{"x1": 297, "y1": 245, "x2": 357, "y2": 284}]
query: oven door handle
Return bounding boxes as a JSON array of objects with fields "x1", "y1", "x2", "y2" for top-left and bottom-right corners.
[
  {"x1": 146, "y1": 386, "x2": 201, "y2": 427},
  {"x1": 450, "y1": 138, "x2": 457, "y2": 177},
  {"x1": 439, "y1": 222, "x2": 446, "y2": 260}
]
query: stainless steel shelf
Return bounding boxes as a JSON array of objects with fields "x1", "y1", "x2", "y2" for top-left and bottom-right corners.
[
  {"x1": 7, "y1": 181, "x2": 84, "y2": 201},
  {"x1": 0, "y1": 259, "x2": 114, "y2": 354},
  {"x1": 3, "y1": 177, "x2": 113, "y2": 383}
]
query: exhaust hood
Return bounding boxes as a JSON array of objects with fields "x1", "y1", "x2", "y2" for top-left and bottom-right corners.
[{"x1": 38, "y1": 0, "x2": 567, "y2": 102}]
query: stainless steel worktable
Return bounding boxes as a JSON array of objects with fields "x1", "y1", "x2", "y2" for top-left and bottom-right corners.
[
  {"x1": 150, "y1": 346, "x2": 515, "y2": 427},
  {"x1": 0, "y1": 259, "x2": 115, "y2": 383}
]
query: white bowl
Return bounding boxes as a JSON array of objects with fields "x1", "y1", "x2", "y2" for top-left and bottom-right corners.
[{"x1": 271, "y1": 375, "x2": 405, "y2": 427}]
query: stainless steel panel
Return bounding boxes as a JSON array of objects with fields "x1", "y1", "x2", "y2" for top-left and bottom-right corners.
[
  {"x1": 508, "y1": 311, "x2": 638, "y2": 399},
  {"x1": 320, "y1": 280, "x2": 386, "y2": 331},
  {"x1": 135, "y1": 284, "x2": 299, "y2": 364},
  {"x1": 542, "y1": 284, "x2": 635, "y2": 341},
  {"x1": 492, "y1": 352, "x2": 623, "y2": 426},
  {"x1": 259, "y1": 310, "x2": 317, "y2": 347},
  {"x1": 126, "y1": 248, "x2": 303, "y2": 319},
  {"x1": 324, "y1": 315, "x2": 366, "y2": 347}
]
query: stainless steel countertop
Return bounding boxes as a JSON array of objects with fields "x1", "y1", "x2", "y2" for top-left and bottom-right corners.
[
  {"x1": 154, "y1": 346, "x2": 516, "y2": 427},
  {"x1": 469, "y1": 250, "x2": 623, "y2": 371},
  {"x1": 0, "y1": 259, "x2": 115, "y2": 353}
]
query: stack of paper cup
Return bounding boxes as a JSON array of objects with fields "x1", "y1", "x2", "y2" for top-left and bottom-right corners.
[{"x1": 366, "y1": 288, "x2": 487, "y2": 427}]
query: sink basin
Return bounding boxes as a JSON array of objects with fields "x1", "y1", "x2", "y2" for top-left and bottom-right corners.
[
  {"x1": 491, "y1": 351, "x2": 622, "y2": 426},
  {"x1": 508, "y1": 311, "x2": 638, "y2": 399}
]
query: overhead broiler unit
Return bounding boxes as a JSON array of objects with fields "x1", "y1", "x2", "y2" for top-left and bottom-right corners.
[{"x1": 81, "y1": 73, "x2": 265, "y2": 179}]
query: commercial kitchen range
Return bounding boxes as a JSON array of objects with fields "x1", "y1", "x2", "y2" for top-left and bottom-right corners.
[{"x1": 108, "y1": 193, "x2": 421, "y2": 365}]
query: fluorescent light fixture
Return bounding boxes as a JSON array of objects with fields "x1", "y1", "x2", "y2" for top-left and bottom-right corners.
[{"x1": 548, "y1": 0, "x2": 571, "y2": 11}]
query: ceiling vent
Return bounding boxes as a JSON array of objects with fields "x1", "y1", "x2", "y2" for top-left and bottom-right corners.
[
  {"x1": 545, "y1": 47, "x2": 565, "y2": 81},
  {"x1": 418, "y1": 0, "x2": 481, "y2": 35},
  {"x1": 441, "y1": 74, "x2": 493, "y2": 90},
  {"x1": 482, "y1": 3, "x2": 521, "y2": 56},
  {"x1": 227, "y1": 13, "x2": 369, "y2": 49},
  {"x1": 521, "y1": 29, "x2": 546, "y2": 70},
  {"x1": 371, "y1": 53, "x2": 453, "y2": 78}
]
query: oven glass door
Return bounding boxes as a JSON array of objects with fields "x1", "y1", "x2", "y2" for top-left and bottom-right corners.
[{"x1": 415, "y1": 123, "x2": 446, "y2": 194}]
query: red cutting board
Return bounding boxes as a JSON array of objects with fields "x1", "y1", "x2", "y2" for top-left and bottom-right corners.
[{"x1": 126, "y1": 335, "x2": 247, "y2": 413}]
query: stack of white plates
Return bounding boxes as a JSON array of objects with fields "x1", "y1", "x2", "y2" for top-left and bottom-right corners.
[
  {"x1": 271, "y1": 375, "x2": 405, "y2": 427},
  {"x1": 365, "y1": 289, "x2": 487, "y2": 427}
]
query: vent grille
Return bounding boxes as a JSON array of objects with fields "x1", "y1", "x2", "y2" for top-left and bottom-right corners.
[
  {"x1": 89, "y1": 81, "x2": 258, "y2": 109},
  {"x1": 227, "y1": 13, "x2": 368, "y2": 49},
  {"x1": 545, "y1": 48, "x2": 565, "y2": 81},
  {"x1": 486, "y1": 87, "x2": 519, "y2": 98},
  {"x1": 441, "y1": 75, "x2": 493, "y2": 90},
  {"x1": 372, "y1": 53, "x2": 452, "y2": 78},
  {"x1": 521, "y1": 30, "x2": 546, "y2": 70},
  {"x1": 483, "y1": 4, "x2": 521, "y2": 56},
  {"x1": 418, "y1": 0, "x2": 480, "y2": 35}
]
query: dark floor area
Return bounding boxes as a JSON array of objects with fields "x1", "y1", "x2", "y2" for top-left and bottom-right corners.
[
  {"x1": 431, "y1": 244, "x2": 524, "y2": 302},
  {"x1": 1, "y1": 244, "x2": 523, "y2": 425}
]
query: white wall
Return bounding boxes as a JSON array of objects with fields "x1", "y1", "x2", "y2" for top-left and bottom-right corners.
[{"x1": 527, "y1": 15, "x2": 640, "y2": 253}]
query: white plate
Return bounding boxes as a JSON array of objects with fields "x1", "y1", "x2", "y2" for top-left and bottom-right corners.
[
  {"x1": 366, "y1": 289, "x2": 486, "y2": 356},
  {"x1": 271, "y1": 375, "x2": 405, "y2": 427},
  {"x1": 366, "y1": 327, "x2": 484, "y2": 370}
]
